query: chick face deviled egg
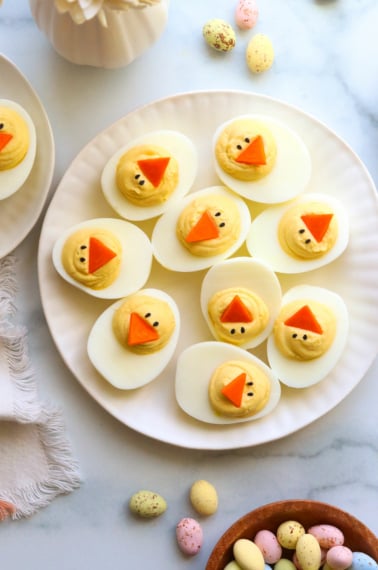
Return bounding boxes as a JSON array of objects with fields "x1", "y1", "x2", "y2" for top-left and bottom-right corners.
[
  {"x1": 52, "y1": 218, "x2": 153, "y2": 299},
  {"x1": 101, "y1": 130, "x2": 197, "y2": 221},
  {"x1": 175, "y1": 341, "x2": 281, "y2": 424},
  {"x1": 87, "y1": 289, "x2": 180, "y2": 390},
  {"x1": 200, "y1": 257, "x2": 282, "y2": 349},
  {"x1": 246, "y1": 193, "x2": 349, "y2": 273},
  {"x1": 267, "y1": 285, "x2": 349, "y2": 388},
  {"x1": 213, "y1": 114, "x2": 311, "y2": 204},
  {"x1": 0, "y1": 99, "x2": 37, "y2": 200},
  {"x1": 151, "y1": 186, "x2": 251, "y2": 272}
]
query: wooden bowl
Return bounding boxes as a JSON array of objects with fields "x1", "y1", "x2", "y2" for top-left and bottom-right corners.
[{"x1": 206, "y1": 500, "x2": 378, "y2": 570}]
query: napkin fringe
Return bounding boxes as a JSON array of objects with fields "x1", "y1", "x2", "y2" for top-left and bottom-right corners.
[
  {"x1": 1, "y1": 409, "x2": 82, "y2": 520},
  {"x1": 0, "y1": 324, "x2": 41, "y2": 422},
  {"x1": 0, "y1": 257, "x2": 18, "y2": 320}
]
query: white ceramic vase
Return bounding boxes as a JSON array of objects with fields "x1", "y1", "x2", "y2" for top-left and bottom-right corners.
[{"x1": 29, "y1": 0, "x2": 169, "y2": 69}]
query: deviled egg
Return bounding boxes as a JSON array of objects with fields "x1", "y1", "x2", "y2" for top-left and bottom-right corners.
[
  {"x1": 88, "y1": 288, "x2": 180, "y2": 389},
  {"x1": 213, "y1": 114, "x2": 311, "y2": 203},
  {"x1": 246, "y1": 192, "x2": 349, "y2": 273},
  {"x1": 267, "y1": 285, "x2": 349, "y2": 388},
  {"x1": 101, "y1": 130, "x2": 197, "y2": 221},
  {"x1": 200, "y1": 257, "x2": 282, "y2": 349},
  {"x1": 175, "y1": 341, "x2": 281, "y2": 424},
  {"x1": 0, "y1": 99, "x2": 37, "y2": 200},
  {"x1": 52, "y1": 217, "x2": 153, "y2": 299},
  {"x1": 151, "y1": 186, "x2": 251, "y2": 272}
]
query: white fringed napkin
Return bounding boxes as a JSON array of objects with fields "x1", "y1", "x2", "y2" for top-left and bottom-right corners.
[{"x1": 0, "y1": 257, "x2": 81, "y2": 520}]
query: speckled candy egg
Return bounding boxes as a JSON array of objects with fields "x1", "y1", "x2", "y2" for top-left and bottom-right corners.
[
  {"x1": 295, "y1": 533, "x2": 322, "y2": 570},
  {"x1": 277, "y1": 520, "x2": 305, "y2": 549},
  {"x1": 326, "y1": 545, "x2": 354, "y2": 570},
  {"x1": 203, "y1": 19, "x2": 236, "y2": 52},
  {"x1": 233, "y1": 538, "x2": 266, "y2": 570},
  {"x1": 307, "y1": 524, "x2": 344, "y2": 549},
  {"x1": 176, "y1": 517, "x2": 203, "y2": 556},
  {"x1": 235, "y1": 0, "x2": 259, "y2": 30},
  {"x1": 246, "y1": 33, "x2": 274, "y2": 73},
  {"x1": 349, "y1": 552, "x2": 378, "y2": 570},
  {"x1": 128, "y1": 489, "x2": 167, "y2": 518},
  {"x1": 254, "y1": 529, "x2": 283, "y2": 564},
  {"x1": 189, "y1": 479, "x2": 218, "y2": 516}
]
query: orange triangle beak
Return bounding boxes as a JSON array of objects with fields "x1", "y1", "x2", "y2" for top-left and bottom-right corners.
[
  {"x1": 300, "y1": 213, "x2": 334, "y2": 242},
  {"x1": 0, "y1": 132, "x2": 13, "y2": 152},
  {"x1": 220, "y1": 295, "x2": 253, "y2": 323},
  {"x1": 185, "y1": 210, "x2": 219, "y2": 243},
  {"x1": 235, "y1": 135, "x2": 266, "y2": 166},
  {"x1": 284, "y1": 304, "x2": 323, "y2": 334},
  {"x1": 221, "y1": 373, "x2": 246, "y2": 407},
  {"x1": 137, "y1": 156, "x2": 170, "y2": 187},
  {"x1": 88, "y1": 236, "x2": 118, "y2": 274},
  {"x1": 127, "y1": 312, "x2": 159, "y2": 346}
]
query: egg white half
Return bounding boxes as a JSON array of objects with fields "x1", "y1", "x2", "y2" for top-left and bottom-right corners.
[
  {"x1": 175, "y1": 341, "x2": 281, "y2": 424},
  {"x1": 246, "y1": 192, "x2": 349, "y2": 273},
  {"x1": 88, "y1": 288, "x2": 180, "y2": 390},
  {"x1": 0, "y1": 99, "x2": 37, "y2": 200},
  {"x1": 213, "y1": 114, "x2": 311, "y2": 204},
  {"x1": 267, "y1": 285, "x2": 349, "y2": 388},
  {"x1": 200, "y1": 256, "x2": 282, "y2": 348},
  {"x1": 52, "y1": 217, "x2": 153, "y2": 299},
  {"x1": 101, "y1": 130, "x2": 198, "y2": 221},
  {"x1": 151, "y1": 186, "x2": 251, "y2": 272}
]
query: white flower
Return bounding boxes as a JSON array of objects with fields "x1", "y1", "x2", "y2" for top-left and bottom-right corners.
[{"x1": 54, "y1": 0, "x2": 161, "y2": 27}]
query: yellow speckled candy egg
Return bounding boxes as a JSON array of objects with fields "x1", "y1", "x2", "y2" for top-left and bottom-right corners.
[
  {"x1": 189, "y1": 479, "x2": 218, "y2": 516},
  {"x1": 295, "y1": 533, "x2": 322, "y2": 570},
  {"x1": 233, "y1": 538, "x2": 266, "y2": 570},
  {"x1": 246, "y1": 33, "x2": 274, "y2": 73},
  {"x1": 203, "y1": 19, "x2": 236, "y2": 52},
  {"x1": 128, "y1": 489, "x2": 167, "y2": 518},
  {"x1": 277, "y1": 520, "x2": 305, "y2": 549}
]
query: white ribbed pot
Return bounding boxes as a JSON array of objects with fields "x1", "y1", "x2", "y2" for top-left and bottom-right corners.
[{"x1": 29, "y1": 0, "x2": 169, "y2": 69}]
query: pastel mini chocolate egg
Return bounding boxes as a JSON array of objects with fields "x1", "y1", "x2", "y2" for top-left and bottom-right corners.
[
  {"x1": 277, "y1": 520, "x2": 305, "y2": 549},
  {"x1": 295, "y1": 533, "x2": 322, "y2": 570},
  {"x1": 275, "y1": 559, "x2": 297, "y2": 570},
  {"x1": 189, "y1": 479, "x2": 218, "y2": 516},
  {"x1": 129, "y1": 490, "x2": 167, "y2": 518},
  {"x1": 176, "y1": 517, "x2": 203, "y2": 556},
  {"x1": 307, "y1": 524, "x2": 344, "y2": 549},
  {"x1": 203, "y1": 19, "x2": 236, "y2": 52},
  {"x1": 254, "y1": 529, "x2": 282, "y2": 564},
  {"x1": 233, "y1": 538, "x2": 266, "y2": 570},
  {"x1": 235, "y1": 0, "x2": 259, "y2": 30},
  {"x1": 246, "y1": 34, "x2": 274, "y2": 73},
  {"x1": 326, "y1": 545, "x2": 353, "y2": 570},
  {"x1": 350, "y1": 552, "x2": 378, "y2": 570}
]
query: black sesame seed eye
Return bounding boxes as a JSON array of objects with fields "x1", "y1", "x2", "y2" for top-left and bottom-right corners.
[
  {"x1": 79, "y1": 257, "x2": 86, "y2": 263},
  {"x1": 138, "y1": 179, "x2": 145, "y2": 186},
  {"x1": 135, "y1": 174, "x2": 140, "y2": 180},
  {"x1": 247, "y1": 381, "x2": 254, "y2": 386},
  {"x1": 0, "y1": 123, "x2": 4, "y2": 130},
  {"x1": 236, "y1": 144, "x2": 242, "y2": 150},
  {"x1": 292, "y1": 333, "x2": 298, "y2": 338},
  {"x1": 240, "y1": 327, "x2": 245, "y2": 334},
  {"x1": 303, "y1": 334, "x2": 308, "y2": 340},
  {"x1": 230, "y1": 329, "x2": 236, "y2": 335},
  {"x1": 153, "y1": 321, "x2": 159, "y2": 327},
  {"x1": 219, "y1": 222, "x2": 226, "y2": 228},
  {"x1": 214, "y1": 212, "x2": 221, "y2": 217},
  {"x1": 144, "y1": 313, "x2": 151, "y2": 318},
  {"x1": 305, "y1": 238, "x2": 311, "y2": 244},
  {"x1": 299, "y1": 229, "x2": 305, "y2": 234},
  {"x1": 245, "y1": 137, "x2": 250, "y2": 143},
  {"x1": 247, "y1": 392, "x2": 254, "y2": 397},
  {"x1": 80, "y1": 245, "x2": 87, "y2": 250}
]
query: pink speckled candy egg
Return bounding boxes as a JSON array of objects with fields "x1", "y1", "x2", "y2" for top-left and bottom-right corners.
[
  {"x1": 235, "y1": 0, "x2": 259, "y2": 30},
  {"x1": 254, "y1": 529, "x2": 283, "y2": 564},
  {"x1": 308, "y1": 525, "x2": 345, "y2": 549},
  {"x1": 176, "y1": 517, "x2": 203, "y2": 556},
  {"x1": 326, "y1": 545, "x2": 354, "y2": 570}
]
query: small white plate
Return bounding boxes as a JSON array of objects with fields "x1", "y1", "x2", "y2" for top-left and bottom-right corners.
[
  {"x1": 38, "y1": 90, "x2": 378, "y2": 450},
  {"x1": 0, "y1": 54, "x2": 54, "y2": 257}
]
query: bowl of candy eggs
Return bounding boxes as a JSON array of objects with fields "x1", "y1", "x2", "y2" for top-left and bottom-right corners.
[{"x1": 206, "y1": 500, "x2": 378, "y2": 570}]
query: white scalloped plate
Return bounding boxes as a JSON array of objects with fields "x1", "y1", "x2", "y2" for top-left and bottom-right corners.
[
  {"x1": 0, "y1": 54, "x2": 55, "y2": 257},
  {"x1": 38, "y1": 90, "x2": 378, "y2": 450}
]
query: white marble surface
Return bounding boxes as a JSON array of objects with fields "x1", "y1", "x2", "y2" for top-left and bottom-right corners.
[{"x1": 0, "y1": 0, "x2": 377, "y2": 567}]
